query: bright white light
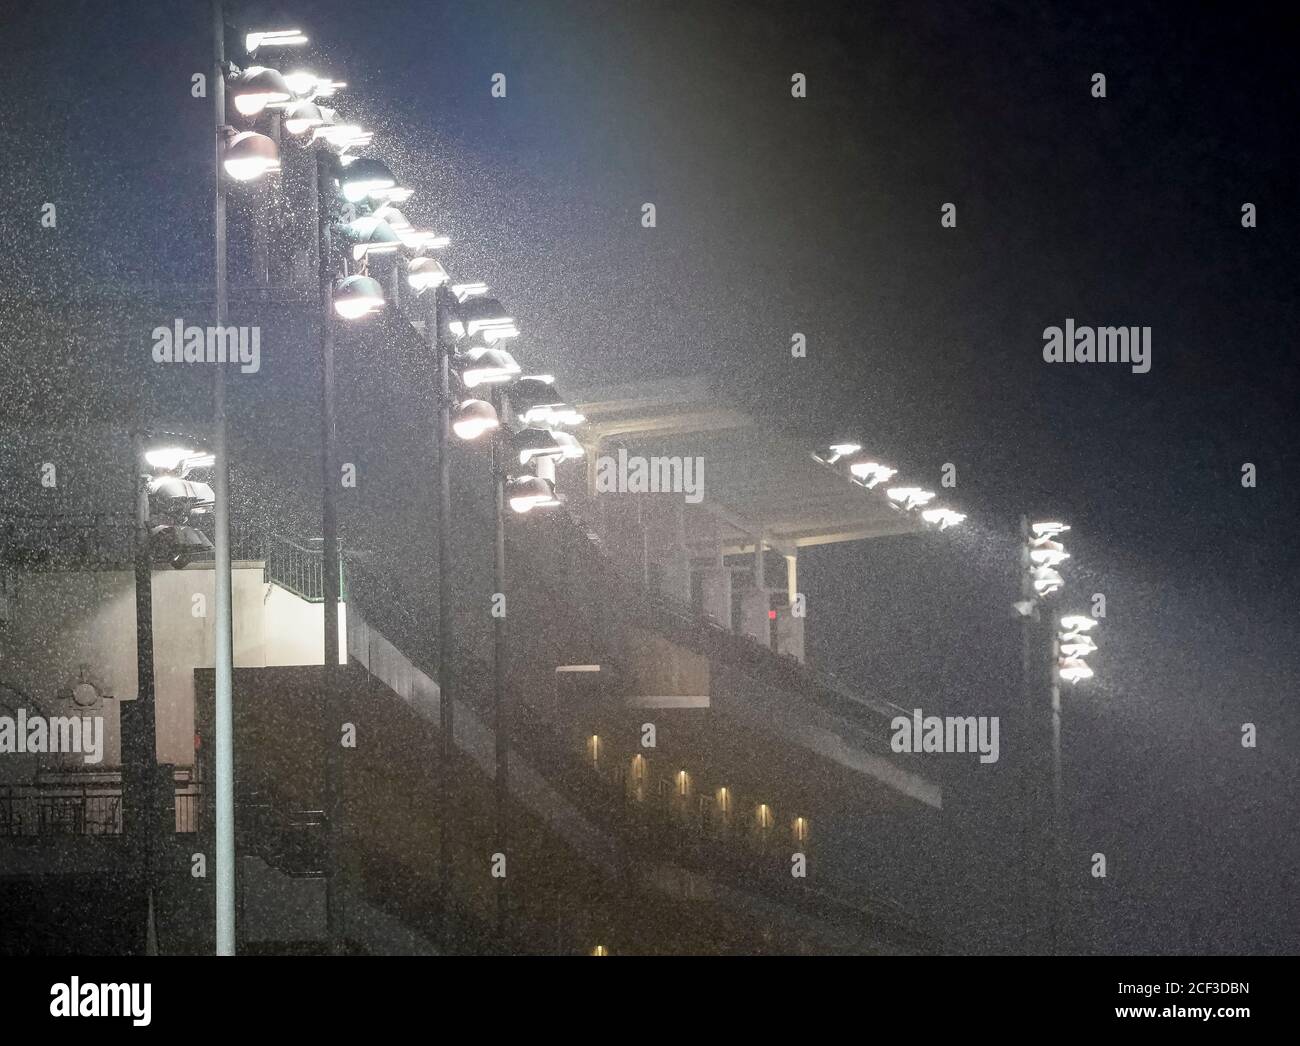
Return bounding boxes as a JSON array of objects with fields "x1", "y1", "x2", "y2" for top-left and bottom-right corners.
[
  {"x1": 398, "y1": 231, "x2": 450, "y2": 251},
  {"x1": 921, "y1": 508, "x2": 966, "y2": 529},
  {"x1": 1031, "y1": 546, "x2": 1070, "y2": 567},
  {"x1": 1059, "y1": 636, "x2": 1098, "y2": 658},
  {"x1": 222, "y1": 131, "x2": 281, "y2": 181},
  {"x1": 460, "y1": 349, "x2": 521, "y2": 388},
  {"x1": 145, "y1": 447, "x2": 199, "y2": 471},
  {"x1": 886, "y1": 487, "x2": 936, "y2": 510},
  {"x1": 1058, "y1": 658, "x2": 1094, "y2": 684},
  {"x1": 283, "y1": 70, "x2": 319, "y2": 96},
  {"x1": 1059, "y1": 615, "x2": 1098, "y2": 632},
  {"x1": 246, "y1": 29, "x2": 308, "y2": 52},
  {"x1": 1032, "y1": 521, "x2": 1070, "y2": 538},
  {"x1": 342, "y1": 179, "x2": 392, "y2": 203},
  {"x1": 407, "y1": 257, "x2": 449, "y2": 292},
  {"x1": 821, "y1": 442, "x2": 861, "y2": 463},
  {"x1": 850, "y1": 461, "x2": 897, "y2": 488},
  {"x1": 477, "y1": 321, "x2": 520, "y2": 343},
  {"x1": 452, "y1": 401, "x2": 499, "y2": 441},
  {"x1": 335, "y1": 296, "x2": 381, "y2": 320},
  {"x1": 452, "y1": 282, "x2": 490, "y2": 302},
  {"x1": 529, "y1": 406, "x2": 585, "y2": 427}
]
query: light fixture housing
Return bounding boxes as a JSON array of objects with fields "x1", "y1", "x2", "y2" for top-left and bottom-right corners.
[
  {"x1": 813, "y1": 443, "x2": 862, "y2": 465},
  {"x1": 230, "y1": 66, "x2": 292, "y2": 116},
  {"x1": 921, "y1": 507, "x2": 966, "y2": 529},
  {"x1": 223, "y1": 131, "x2": 281, "y2": 181},
  {"x1": 454, "y1": 347, "x2": 521, "y2": 388},
  {"x1": 886, "y1": 486, "x2": 937, "y2": 510},
  {"x1": 451, "y1": 399, "x2": 500, "y2": 441},
  {"x1": 337, "y1": 216, "x2": 402, "y2": 261},
  {"x1": 334, "y1": 274, "x2": 385, "y2": 319},
  {"x1": 1059, "y1": 614, "x2": 1098, "y2": 632},
  {"x1": 449, "y1": 297, "x2": 513, "y2": 339},
  {"x1": 513, "y1": 428, "x2": 585, "y2": 465},
  {"x1": 407, "y1": 256, "x2": 450, "y2": 293},
  {"x1": 284, "y1": 101, "x2": 326, "y2": 136},
  {"x1": 337, "y1": 156, "x2": 399, "y2": 202},
  {"x1": 506, "y1": 475, "x2": 561, "y2": 514}
]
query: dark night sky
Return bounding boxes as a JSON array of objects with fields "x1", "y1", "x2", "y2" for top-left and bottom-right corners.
[{"x1": 2, "y1": 0, "x2": 1296, "y2": 953}]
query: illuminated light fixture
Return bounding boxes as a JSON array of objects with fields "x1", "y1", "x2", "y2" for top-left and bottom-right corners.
[
  {"x1": 372, "y1": 205, "x2": 411, "y2": 231},
  {"x1": 149, "y1": 523, "x2": 214, "y2": 570},
  {"x1": 451, "y1": 399, "x2": 499, "y2": 441},
  {"x1": 245, "y1": 29, "x2": 308, "y2": 53},
  {"x1": 230, "y1": 66, "x2": 292, "y2": 116},
  {"x1": 450, "y1": 297, "x2": 512, "y2": 339},
  {"x1": 454, "y1": 346, "x2": 521, "y2": 388},
  {"x1": 398, "y1": 230, "x2": 451, "y2": 252},
  {"x1": 508, "y1": 376, "x2": 564, "y2": 425},
  {"x1": 921, "y1": 507, "x2": 966, "y2": 529},
  {"x1": 1032, "y1": 521, "x2": 1071, "y2": 539},
  {"x1": 850, "y1": 459, "x2": 898, "y2": 488},
  {"x1": 1059, "y1": 614, "x2": 1098, "y2": 632},
  {"x1": 315, "y1": 122, "x2": 372, "y2": 152},
  {"x1": 1057, "y1": 657, "x2": 1094, "y2": 684},
  {"x1": 333, "y1": 274, "x2": 385, "y2": 319},
  {"x1": 145, "y1": 446, "x2": 208, "y2": 472},
  {"x1": 370, "y1": 185, "x2": 413, "y2": 203},
  {"x1": 813, "y1": 442, "x2": 862, "y2": 464},
  {"x1": 407, "y1": 256, "x2": 449, "y2": 293},
  {"x1": 283, "y1": 101, "x2": 326, "y2": 136},
  {"x1": 338, "y1": 216, "x2": 402, "y2": 261},
  {"x1": 149, "y1": 475, "x2": 216, "y2": 512},
  {"x1": 1031, "y1": 565, "x2": 1064, "y2": 597},
  {"x1": 591, "y1": 945, "x2": 609, "y2": 957},
  {"x1": 513, "y1": 428, "x2": 584, "y2": 465},
  {"x1": 1058, "y1": 635, "x2": 1098, "y2": 658},
  {"x1": 506, "y1": 475, "x2": 560, "y2": 514},
  {"x1": 337, "y1": 156, "x2": 399, "y2": 203},
  {"x1": 886, "y1": 486, "x2": 937, "y2": 510},
  {"x1": 451, "y1": 281, "x2": 490, "y2": 303},
  {"x1": 1030, "y1": 538, "x2": 1069, "y2": 567},
  {"x1": 222, "y1": 131, "x2": 280, "y2": 181},
  {"x1": 282, "y1": 70, "x2": 346, "y2": 98}
]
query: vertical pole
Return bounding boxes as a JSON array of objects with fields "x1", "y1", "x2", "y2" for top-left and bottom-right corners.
[
  {"x1": 491, "y1": 386, "x2": 509, "y2": 947},
  {"x1": 131, "y1": 434, "x2": 157, "y2": 950},
  {"x1": 211, "y1": 0, "x2": 236, "y2": 957},
  {"x1": 1049, "y1": 633, "x2": 1063, "y2": 955},
  {"x1": 432, "y1": 288, "x2": 456, "y2": 952},
  {"x1": 318, "y1": 148, "x2": 345, "y2": 954},
  {"x1": 1017, "y1": 515, "x2": 1041, "y2": 955}
]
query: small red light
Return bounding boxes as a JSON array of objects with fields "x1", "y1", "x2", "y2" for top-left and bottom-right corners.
[{"x1": 768, "y1": 610, "x2": 777, "y2": 620}]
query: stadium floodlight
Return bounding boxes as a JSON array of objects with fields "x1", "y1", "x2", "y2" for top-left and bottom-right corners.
[
  {"x1": 1057, "y1": 657, "x2": 1094, "y2": 684},
  {"x1": 921, "y1": 507, "x2": 966, "y2": 530},
  {"x1": 812, "y1": 442, "x2": 862, "y2": 465},
  {"x1": 284, "y1": 101, "x2": 327, "y2": 136},
  {"x1": 245, "y1": 29, "x2": 308, "y2": 53},
  {"x1": 454, "y1": 347, "x2": 521, "y2": 388},
  {"x1": 1031, "y1": 565, "x2": 1064, "y2": 597},
  {"x1": 1059, "y1": 614, "x2": 1098, "y2": 632},
  {"x1": 849, "y1": 459, "x2": 898, "y2": 488},
  {"x1": 222, "y1": 131, "x2": 280, "y2": 181},
  {"x1": 336, "y1": 156, "x2": 399, "y2": 203},
  {"x1": 230, "y1": 66, "x2": 293, "y2": 116},
  {"x1": 451, "y1": 281, "x2": 490, "y2": 303},
  {"x1": 1058, "y1": 635, "x2": 1098, "y2": 658},
  {"x1": 886, "y1": 486, "x2": 937, "y2": 510},
  {"x1": 506, "y1": 475, "x2": 561, "y2": 514},
  {"x1": 333, "y1": 274, "x2": 385, "y2": 319},
  {"x1": 1032, "y1": 521, "x2": 1071, "y2": 539},
  {"x1": 451, "y1": 399, "x2": 500, "y2": 441},
  {"x1": 337, "y1": 216, "x2": 402, "y2": 261}
]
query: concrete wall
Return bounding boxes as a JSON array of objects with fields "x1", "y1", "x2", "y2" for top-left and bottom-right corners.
[{"x1": 0, "y1": 565, "x2": 343, "y2": 772}]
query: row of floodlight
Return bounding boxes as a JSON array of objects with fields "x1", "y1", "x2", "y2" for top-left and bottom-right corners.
[
  {"x1": 217, "y1": 27, "x2": 589, "y2": 515},
  {"x1": 812, "y1": 442, "x2": 966, "y2": 530}
]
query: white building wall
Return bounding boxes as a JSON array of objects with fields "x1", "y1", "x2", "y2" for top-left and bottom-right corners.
[{"x1": 0, "y1": 564, "x2": 342, "y2": 773}]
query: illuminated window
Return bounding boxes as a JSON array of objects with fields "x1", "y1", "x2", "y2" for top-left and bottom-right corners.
[
  {"x1": 716, "y1": 787, "x2": 731, "y2": 816},
  {"x1": 591, "y1": 944, "x2": 609, "y2": 956},
  {"x1": 793, "y1": 816, "x2": 809, "y2": 842},
  {"x1": 587, "y1": 734, "x2": 601, "y2": 764},
  {"x1": 676, "y1": 769, "x2": 690, "y2": 796},
  {"x1": 756, "y1": 803, "x2": 773, "y2": 830},
  {"x1": 631, "y1": 754, "x2": 645, "y2": 780}
]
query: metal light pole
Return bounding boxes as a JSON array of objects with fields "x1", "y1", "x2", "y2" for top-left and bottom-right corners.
[
  {"x1": 1048, "y1": 631, "x2": 1063, "y2": 956},
  {"x1": 490, "y1": 385, "x2": 509, "y2": 946},
  {"x1": 429, "y1": 286, "x2": 456, "y2": 951},
  {"x1": 1016, "y1": 515, "x2": 1042, "y2": 953},
  {"x1": 130, "y1": 433, "x2": 158, "y2": 950},
  {"x1": 210, "y1": 0, "x2": 237, "y2": 957},
  {"x1": 316, "y1": 148, "x2": 347, "y2": 955}
]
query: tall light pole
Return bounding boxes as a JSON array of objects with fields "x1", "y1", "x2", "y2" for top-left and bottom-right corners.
[
  {"x1": 490, "y1": 384, "x2": 510, "y2": 945},
  {"x1": 210, "y1": 0, "x2": 236, "y2": 958}
]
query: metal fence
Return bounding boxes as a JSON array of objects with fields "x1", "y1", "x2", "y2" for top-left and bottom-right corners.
[{"x1": 0, "y1": 767, "x2": 201, "y2": 838}]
